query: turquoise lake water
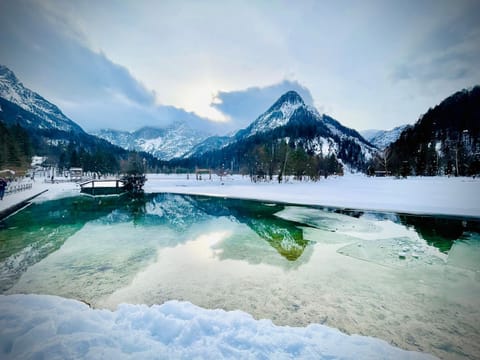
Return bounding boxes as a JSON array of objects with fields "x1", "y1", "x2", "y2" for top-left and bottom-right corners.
[{"x1": 1, "y1": 193, "x2": 479, "y2": 359}]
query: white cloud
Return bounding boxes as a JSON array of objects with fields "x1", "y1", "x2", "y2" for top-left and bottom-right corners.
[
  {"x1": 1, "y1": 0, "x2": 479, "y2": 132},
  {"x1": 211, "y1": 80, "x2": 314, "y2": 130}
]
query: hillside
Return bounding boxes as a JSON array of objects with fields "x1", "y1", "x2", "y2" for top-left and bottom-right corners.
[
  {"x1": 0, "y1": 65, "x2": 161, "y2": 174},
  {"x1": 361, "y1": 125, "x2": 408, "y2": 149},
  {"x1": 386, "y1": 86, "x2": 480, "y2": 176}
]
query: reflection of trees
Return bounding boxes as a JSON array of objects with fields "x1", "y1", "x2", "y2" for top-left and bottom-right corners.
[
  {"x1": 124, "y1": 194, "x2": 148, "y2": 226},
  {"x1": 0, "y1": 195, "x2": 147, "y2": 292},
  {"x1": 399, "y1": 215, "x2": 480, "y2": 253},
  {"x1": 188, "y1": 196, "x2": 311, "y2": 261},
  {"x1": 333, "y1": 209, "x2": 364, "y2": 218},
  {"x1": 246, "y1": 218, "x2": 307, "y2": 260},
  {"x1": 1, "y1": 195, "x2": 130, "y2": 241},
  {"x1": 0, "y1": 195, "x2": 152, "y2": 261},
  {"x1": 0, "y1": 193, "x2": 313, "y2": 284}
]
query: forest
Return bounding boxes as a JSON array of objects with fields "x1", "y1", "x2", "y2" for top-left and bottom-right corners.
[
  {"x1": 0, "y1": 121, "x2": 32, "y2": 172},
  {"x1": 171, "y1": 134, "x2": 344, "y2": 181},
  {"x1": 369, "y1": 86, "x2": 480, "y2": 177},
  {"x1": 0, "y1": 120, "x2": 165, "y2": 176}
]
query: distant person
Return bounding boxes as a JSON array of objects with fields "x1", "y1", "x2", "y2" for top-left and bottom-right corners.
[{"x1": 0, "y1": 178, "x2": 6, "y2": 200}]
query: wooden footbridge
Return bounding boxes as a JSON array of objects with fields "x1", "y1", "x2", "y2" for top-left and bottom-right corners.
[{"x1": 80, "y1": 174, "x2": 146, "y2": 196}]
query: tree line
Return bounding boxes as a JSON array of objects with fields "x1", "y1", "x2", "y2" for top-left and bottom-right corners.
[
  {"x1": 171, "y1": 135, "x2": 343, "y2": 181},
  {"x1": 0, "y1": 120, "x2": 167, "y2": 176},
  {"x1": 367, "y1": 86, "x2": 480, "y2": 177},
  {"x1": 0, "y1": 121, "x2": 33, "y2": 171}
]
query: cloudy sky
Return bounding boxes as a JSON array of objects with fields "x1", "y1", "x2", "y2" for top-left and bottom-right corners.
[{"x1": 1, "y1": 0, "x2": 479, "y2": 134}]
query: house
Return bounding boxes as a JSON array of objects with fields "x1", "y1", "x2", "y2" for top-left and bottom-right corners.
[{"x1": 69, "y1": 167, "x2": 83, "y2": 181}]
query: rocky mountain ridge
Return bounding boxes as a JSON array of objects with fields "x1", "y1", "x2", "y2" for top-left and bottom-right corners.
[{"x1": 0, "y1": 65, "x2": 82, "y2": 133}]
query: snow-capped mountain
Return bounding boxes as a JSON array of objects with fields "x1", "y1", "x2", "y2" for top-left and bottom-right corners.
[
  {"x1": 185, "y1": 91, "x2": 377, "y2": 170},
  {"x1": 0, "y1": 65, "x2": 83, "y2": 133},
  {"x1": 94, "y1": 120, "x2": 210, "y2": 160},
  {"x1": 0, "y1": 65, "x2": 145, "y2": 174},
  {"x1": 237, "y1": 91, "x2": 377, "y2": 164},
  {"x1": 183, "y1": 135, "x2": 231, "y2": 158},
  {"x1": 238, "y1": 91, "x2": 306, "y2": 138},
  {"x1": 361, "y1": 125, "x2": 408, "y2": 149}
]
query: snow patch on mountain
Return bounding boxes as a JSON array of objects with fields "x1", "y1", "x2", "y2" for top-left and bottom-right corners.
[
  {"x1": 94, "y1": 121, "x2": 210, "y2": 160},
  {"x1": 183, "y1": 135, "x2": 233, "y2": 158},
  {"x1": 361, "y1": 125, "x2": 408, "y2": 149},
  {"x1": 243, "y1": 90, "x2": 305, "y2": 137}
]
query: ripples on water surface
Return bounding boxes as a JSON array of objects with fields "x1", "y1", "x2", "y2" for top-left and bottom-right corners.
[{"x1": 1, "y1": 193, "x2": 479, "y2": 359}]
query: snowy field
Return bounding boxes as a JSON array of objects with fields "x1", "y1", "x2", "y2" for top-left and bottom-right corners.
[
  {"x1": 143, "y1": 173, "x2": 480, "y2": 218},
  {"x1": 1, "y1": 173, "x2": 478, "y2": 359},
  {"x1": 5, "y1": 173, "x2": 476, "y2": 218}
]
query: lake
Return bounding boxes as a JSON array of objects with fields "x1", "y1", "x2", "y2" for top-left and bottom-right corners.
[{"x1": 1, "y1": 193, "x2": 479, "y2": 359}]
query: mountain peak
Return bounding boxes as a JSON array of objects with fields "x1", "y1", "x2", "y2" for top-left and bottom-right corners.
[
  {"x1": 270, "y1": 91, "x2": 304, "y2": 110},
  {"x1": 0, "y1": 64, "x2": 83, "y2": 133},
  {"x1": 240, "y1": 91, "x2": 307, "y2": 137},
  {"x1": 0, "y1": 65, "x2": 19, "y2": 83}
]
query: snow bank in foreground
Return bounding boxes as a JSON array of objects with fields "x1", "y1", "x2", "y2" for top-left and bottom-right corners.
[{"x1": 0, "y1": 294, "x2": 435, "y2": 360}]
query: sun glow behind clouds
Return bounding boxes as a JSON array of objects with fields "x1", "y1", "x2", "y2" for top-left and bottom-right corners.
[
  {"x1": 162, "y1": 82, "x2": 230, "y2": 123},
  {"x1": 1, "y1": 0, "x2": 479, "y2": 132}
]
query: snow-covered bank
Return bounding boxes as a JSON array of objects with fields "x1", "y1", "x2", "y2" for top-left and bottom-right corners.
[
  {"x1": 0, "y1": 179, "x2": 78, "y2": 213},
  {"x1": 0, "y1": 294, "x2": 435, "y2": 359},
  {"x1": 144, "y1": 174, "x2": 480, "y2": 218},
  {"x1": 5, "y1": 174, "x2": 477, "y2": 219}
]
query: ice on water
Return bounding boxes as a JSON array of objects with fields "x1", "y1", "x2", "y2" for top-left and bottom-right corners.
[
  {"x1": 276, "y1": 206, "x2": 381, "y2": 234},
  {"x1": 275, "y1": 206, "x2": 447, "y2": 268}
]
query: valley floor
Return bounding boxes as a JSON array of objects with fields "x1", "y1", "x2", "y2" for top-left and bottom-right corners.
[
  {"x1": 3, "y1": 173, "x2": 477, "y2": 218},
  {"x1": 144, "y1": 173, "x2": 480, "y2": 218}
]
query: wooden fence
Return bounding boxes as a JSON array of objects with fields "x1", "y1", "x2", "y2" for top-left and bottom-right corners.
[{"x1": 5, "y1": 183, "x2": 33, "y2": 195}]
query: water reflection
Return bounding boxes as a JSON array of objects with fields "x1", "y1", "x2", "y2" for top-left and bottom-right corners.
[
  {"x1": 399, "y1": 216, "x2": 472, "y2": 253},
  {"x1": 119, "y1": 194, "x2": 311, "y2": 261},
  {"x1": 0, "y1": 195, "x2": 141, "y2": 291},
  {"x1": 186, "y1": 197, "x2": 310, "y2": 261},
  {"x1": 2, "y1": 194, "x2": 478, "y2": 286},
  {"x1": 0, "y1": 194, "x2": 313, "y2": 293},
  {"x1": 1, "y1": 193, "x2": 479, "y2": 360}
]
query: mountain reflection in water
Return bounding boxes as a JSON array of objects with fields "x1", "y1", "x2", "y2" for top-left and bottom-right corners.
[
  {"x1": 1, "y1": 193, "x2": 479, "y2": 360},
  {"x1": 2, "y1": 193, "x2": 478, "y2": 268}
]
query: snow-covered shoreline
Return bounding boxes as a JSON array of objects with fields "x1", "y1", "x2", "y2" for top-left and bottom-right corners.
[
  {"x1": 11, "y1": 173, "x2": 476, "y2": 219},
  {"x1": 143, "y1": 174, "x2": 480, "y2": 218},
  {"x1": 0, "y1": 294, "x2": 436, "y2": 359}
]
